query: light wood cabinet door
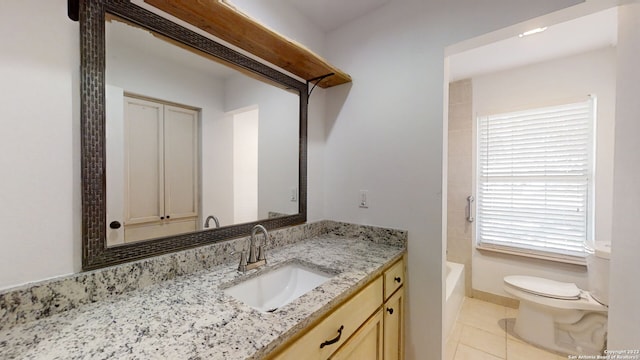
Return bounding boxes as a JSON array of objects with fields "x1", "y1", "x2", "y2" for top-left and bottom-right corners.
[
  {"x1": 124, "y1": 96, "x2": 165, "y2": 226},
  {"x1": 123, "y1": 96, "x2": 198, "y2": 242},
  {"x1": 163, "y1": 104, "x2": 198, "y2": 220},
  {"x1": 272, "y1": 278, "x2": 383, "y2": 360},
  {"x1": 330, "y1": 309, "x2": 384, "y2": 360},
  {"x1": 270, "y1": 257, "x2": 406, "y2": 360},
  {"x1": 384, "y1": 287, "x2": 404, "y2": 360}
]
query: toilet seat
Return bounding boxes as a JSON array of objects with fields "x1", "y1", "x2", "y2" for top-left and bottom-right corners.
[
  {"x1": 504, "y1": 275, "x2": 581, "y2": 300},
  {"x1": 504, "y1": 276, "x2": 607, "y2": 312}
]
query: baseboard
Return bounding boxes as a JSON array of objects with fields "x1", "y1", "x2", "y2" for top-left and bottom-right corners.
[{"x1": 472, "y1": 289, "x2": 519, "y2": 309}]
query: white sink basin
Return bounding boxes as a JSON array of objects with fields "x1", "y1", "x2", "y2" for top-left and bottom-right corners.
[{"x1": 224, "y1": 262, "x2": 334, "y2": 313}]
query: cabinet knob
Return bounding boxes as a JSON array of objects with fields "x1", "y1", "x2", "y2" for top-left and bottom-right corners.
[
  {"x1": 320, "y1": 325, "x2": 344, "y2": 348},
  {"x1": 109, "y1": 221, "x2": 121, "y2": 229},
  {"x1": 394, "y1": 276, "x2": 401, "y2": 283},
  {"x1": 387, "y1": 307, "x2": 394, "y2": 315}
]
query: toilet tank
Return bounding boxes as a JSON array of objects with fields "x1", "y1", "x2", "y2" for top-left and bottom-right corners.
[{"x1": 587, "y1": 241, "x2": 611, "y2": 306}]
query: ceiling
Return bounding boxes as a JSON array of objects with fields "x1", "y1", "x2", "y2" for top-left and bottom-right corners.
[
  {"x1": 135, "y1": 0, "x2": 617, "y2": 83},
  {"x1": 282, "y1": 0, "x2": 392, "y2": 32},
  {"x1": 449, "y1": 7, "x2": 618, "y2": 81},
  {"x1": 106, "y1": 16, "x2": 238, "y2": 80},
  {"x1": 258, "y1": 2, "x2": 617, "y2": 80}
]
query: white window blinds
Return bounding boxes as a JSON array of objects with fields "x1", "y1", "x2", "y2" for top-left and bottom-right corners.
[{"x1": 476, "y1": 98, "x2": 594, "y2": 258}]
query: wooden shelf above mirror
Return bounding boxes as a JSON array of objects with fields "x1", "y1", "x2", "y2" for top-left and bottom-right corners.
[{"x1": 144, "y1": 0, "x2": 352, "y2": 88}]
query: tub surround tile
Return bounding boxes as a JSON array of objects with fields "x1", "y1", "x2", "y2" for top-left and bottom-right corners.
[
  {"x1": 448, "y1": 129, "x2": 473, "y2": 158},
  {"x1": 0, "y1": 221, "x2": 406, "y2": 360},
  {"x1": 447, "y1": 79, "x2": 473, "y2": 297},
  {"x1": 449, "y1": 79, "x2": 473, "y2": 106},
  {"x1": 448, "y1": 103, "x2": 474, "y2": 132}
]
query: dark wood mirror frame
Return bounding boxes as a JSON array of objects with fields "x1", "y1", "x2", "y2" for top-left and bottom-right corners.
[{"x1": 80, "y1": 0, "x2": 308, "y2": 270}]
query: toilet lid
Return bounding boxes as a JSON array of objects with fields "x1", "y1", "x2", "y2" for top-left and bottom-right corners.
[{"x1": 504, "y1": 275, "x2": 581, "y2": 300}]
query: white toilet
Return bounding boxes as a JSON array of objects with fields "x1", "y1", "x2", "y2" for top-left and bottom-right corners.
[{"x1": 503, "y1": 241, "x2": 610, "y2": 355}]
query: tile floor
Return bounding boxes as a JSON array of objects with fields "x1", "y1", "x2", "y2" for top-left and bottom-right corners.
[{"x1": 446, "y1": 297, "x2": 569, "y2": 360}]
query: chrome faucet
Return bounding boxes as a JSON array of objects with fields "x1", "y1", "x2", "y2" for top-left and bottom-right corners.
[
  {"x1": 238, "y1": 225, "x2": 268, "y2": 272},
  {"x1": 204, "y1": 215, "x2": 220, "y2": 228}
]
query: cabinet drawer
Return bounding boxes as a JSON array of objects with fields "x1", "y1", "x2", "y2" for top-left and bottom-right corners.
[
  {"x1": 273, "y1": 277, "x2": 383, "y2": 360},
  {"x1": 384, "y1": 259, "x2": 404, "y2": 300}
]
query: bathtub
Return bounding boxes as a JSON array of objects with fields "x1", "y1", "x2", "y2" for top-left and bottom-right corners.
[{"x1": 444, "y1": 261, "x2": 465, "y2": 339}]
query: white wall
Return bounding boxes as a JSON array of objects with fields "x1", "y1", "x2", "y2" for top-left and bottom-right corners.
[
  {"x1": 223, "y1": 0, "x2": 326, "y2": 58},
  {"x1": 0, "y1": 0, "x2": 81, "y2": 288},
  {"x1": 105, "y1": 25, "x2": 231, "y2": 227},
  {"x1": 106, "y1": 20, "x2": 302, "y2": 227},
  {"x1": 608, "y1": 0, "x2": 640, "y2": 350},
  {"x1": 224, "y1": 76, "x2": 300, "y2": 219},
  {"x1": 105, "y1": 85, "x2": 126, "y2": 245},
  {"x1": 322, "y1": 1, "x2": 582, "y2": 359},
  {"x1": 0, "y1": 1, "x2": 598, "y2": 360},
  {"x1": 215, "y1": 0, "x2": 328, "y2": 223},
  {"x1": 232, "y1": 108, "x2": 259, "y2": 223},
  {"x1": 0, "y1": 0, "x2": 324, "y2": 291},
  {"x1": 471, "y1": 47, "x2": 617, "y2": 297},
  {"x1": 203, "y1": 113, "x2": 236, "y2": 226}
]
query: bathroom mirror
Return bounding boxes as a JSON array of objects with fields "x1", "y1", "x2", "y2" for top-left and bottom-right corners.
[{"x1": 81, "y1": 0, "x2": 308, "y2": 270}]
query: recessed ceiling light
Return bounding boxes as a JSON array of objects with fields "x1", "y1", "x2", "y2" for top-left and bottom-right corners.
[{"x1": 518, "y1": 27, "x2": 548, "y2": 38}]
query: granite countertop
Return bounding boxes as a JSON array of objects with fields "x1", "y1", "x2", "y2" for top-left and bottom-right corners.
[{"x1": 0, "y1": 234, "x2": 404, "y2": 360}]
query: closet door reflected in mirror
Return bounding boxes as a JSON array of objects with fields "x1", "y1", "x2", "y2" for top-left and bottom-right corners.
[
  {"x1": 103, "y1": 13, "x2": 300, "y2": 247},
  {"x1": 107, "y1": 95, "x2": 199, "y2": 245}
]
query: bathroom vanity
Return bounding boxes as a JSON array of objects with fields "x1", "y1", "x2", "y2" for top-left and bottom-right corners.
[
  {"x1": 269, "y1": 256, "x2": 405, "y2": 360},
  {"x1": 0, "y1": 3, "x2": 404, "y2": 358},
  {"x1": 0, "y1": 221, "x2": 406, "y2": 360}
]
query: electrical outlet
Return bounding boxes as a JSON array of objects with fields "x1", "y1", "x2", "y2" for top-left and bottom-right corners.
[
  {"x1": 359, "y1": 190, "x2": 369, "y2": 208},
  {"x1": 290, "y1": 187, "x2": 298, "y2": 202}
]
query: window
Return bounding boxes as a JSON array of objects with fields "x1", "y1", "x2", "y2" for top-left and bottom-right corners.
[{"x1": 476, "y1": 98, "x2": 595, "y2": 260}]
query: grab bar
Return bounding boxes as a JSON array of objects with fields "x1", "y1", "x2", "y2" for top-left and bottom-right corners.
[{"x1": 466, "y1": 195, "x2": 474, "y2": 223}]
